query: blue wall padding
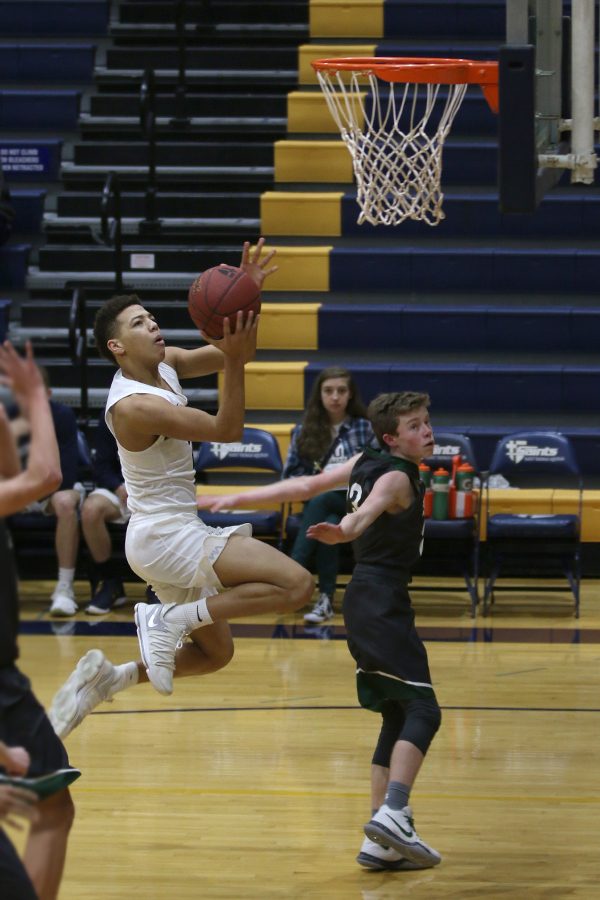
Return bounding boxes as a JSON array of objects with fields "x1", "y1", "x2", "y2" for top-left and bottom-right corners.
[
  {"x1": 329, "y1": 247, "x2": 600, "y2": 294},
  {"x1": 383, "y1": 1, "x2": 505, "y2": 39},
  {"x1": 0, "y1": 91, "x2": 80, "y2": 130},
  {"x1": 0, "y1": 1, "x2": 108, "y2": 35},
  {"x1": 0, "y1": 245, "x2": 30, "y2": 289},
  {"x1": 0, "y1": 44, "x2": 95, "y2": 82}
]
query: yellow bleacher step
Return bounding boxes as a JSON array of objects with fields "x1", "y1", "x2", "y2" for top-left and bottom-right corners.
[
  {"x1": 254, "y1": 244, "x2": 332, "y2": 291},
  {"x1": 219, "y1": 361, "x2": 308, "y2": 410},
  {"x1": 309, "y1": 1, "x2": 384, "y2": 39},
  {"x1": 298, "y1": 43, "x2": 376, "y2": 84},
  {"x1": 261, "y1": 192, "x2": 343, "y2": 237},
  {"x1": 258, "y1": 302, "x2": 320, "y2": 349},
  {"x1": 287, "y1": 90, "x2": 366, "y2": 133},
  {"x1": 274, "y1": 140, "x2": 352, "y2": 184}
]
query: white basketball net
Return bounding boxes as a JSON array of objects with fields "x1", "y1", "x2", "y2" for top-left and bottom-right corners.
[{"x1": 316, "y1": 69, "x2": 469, "y2": 227}]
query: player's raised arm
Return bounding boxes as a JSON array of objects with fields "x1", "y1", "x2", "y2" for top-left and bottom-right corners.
[
  {"x1": 167, "y1": 238, "x2": 278, "y2": 380},
  {"x1": 0, "y1": 341, "x2": 62, "y2": 515},
  {"x1": 197, "y1": 455, "x2": 359, "y2": 511},
  {"x1": 307, "y1": 469, "x2": 412, "y2": 545}
]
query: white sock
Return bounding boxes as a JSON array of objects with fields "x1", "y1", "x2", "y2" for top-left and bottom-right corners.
[
  {"x1": 58, "y1": 567, "x2": 75, "y2": 586},
  {"x1": 110, "y1": 661, "x2": 139, "y2": 698},
  {"x1": 164, "y1": 596, "x2": 214, "y2": 632}
]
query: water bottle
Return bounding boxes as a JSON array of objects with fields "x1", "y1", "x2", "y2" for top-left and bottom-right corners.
[
  {"x1": 432, "y1": 467, "x2": 450, "y2": 520},
  {"x1": 419, "y1": 463, "x2": 433, "y2": 517},
  {"x1": 453, "y1": 463, "x2": 475, "y2": 518}
]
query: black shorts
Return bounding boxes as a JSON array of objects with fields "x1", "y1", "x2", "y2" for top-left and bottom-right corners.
[
  {"x1": 343, "y1": 567, "x2": 436, "y2": 713},
  {"x1": 0, "y1": 831, "x2": 37, "y2": 900},
  {"x1": 0, "y1": 665, "x2": 69, "y2": 776}
]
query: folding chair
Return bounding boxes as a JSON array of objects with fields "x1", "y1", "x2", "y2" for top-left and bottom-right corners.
[
  {"x1": 482, "y1": 431, "x2": 583, "y2": 617},
  {"x1": 195, "y1": 426, "x2": 283, "y2": 544},
  {"x1": 413, "y1": 431, "x2": 481, "y2": 617}
]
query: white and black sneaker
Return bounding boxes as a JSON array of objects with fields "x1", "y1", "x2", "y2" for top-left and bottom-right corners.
[
  {"x1": 357, "y1": 837, "x2": 430, "y2": 871},
  {"x1": 364, "y1": 805, "x2": 441, "y2": 867},
  {"x1": 303, "y1": 593, "x2": 334, "y2": 623}
]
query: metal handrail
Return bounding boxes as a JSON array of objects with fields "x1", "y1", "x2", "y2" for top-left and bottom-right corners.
[
  {"x1": 172, "y1": 0, "x2": 191, "y2": 126},
  {"x1": 68, "y1": 285, "x2": 89, "y2": 427},
  {"x1": 100, "y1": 171, "x2": 124, "y2": 291},
  {"x1": 139, "y1": 68, "x2": 161, "y2": 232}
]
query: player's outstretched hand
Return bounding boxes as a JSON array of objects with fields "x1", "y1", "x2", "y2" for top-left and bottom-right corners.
[
  {"x1": 0, "y1": 341, "x2": 45, "y2": 415},
  {"x1": 197, "y1": 493, "x2": 238, "y2": 512},
  {"x1": 239, "y1": 237, "x2": 278, "y2": 290},
  {"x1": 306, "y1": 522, "x2": 347, "y2": 545},
  {"x1": 0, "y1": 786, "x2": 40, "y2": 828}
]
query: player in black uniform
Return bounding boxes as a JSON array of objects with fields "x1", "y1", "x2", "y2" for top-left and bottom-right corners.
[
  {"x1": 198, "y1": 391, "x2": 442, "y2": 871},
  {"x1": 0, "y1": 341, "x2": 75, "y2": 900}
]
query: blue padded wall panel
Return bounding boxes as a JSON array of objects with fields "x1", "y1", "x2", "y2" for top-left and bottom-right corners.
[
  {"x1": 329, "y1": 248, "x2": 411, "y2": 293},
  {"x1": 475, "y1": 367, "x2": 562, "y2": 412},
  {"x1": 0, "y1": 2, "x2": 108, "y2": 36},
  {"x1": 562, "y1": 369, "x2": 600, "y2": 412},
  {"x1": 383, "y1": 1, "x2": 504, "y2": 39},
  {"x1": 574, "y1": 250, "x2": 600, "y2": 293},
  {"x1": 318, "y1": 306, "x2": 404, "y2": 351},
  {"x1": 10, "y1": 190, "x2": 46, "y2": 234},
  {"x1": 492, "y1": 249, "x2": 576, "y2": 293},
  {"x1": 0, "y1": 245, "x2": 30, "y2": 289},
  {"x1": 0, "y1": 91, "x2": 80, "y2": 130},
  {"x1": 570, "y1": 311, "x2": 600, "y2": 352},
  {"x1": 486, "y1": 309, "x2": 571, "y2": 352},
  {"x1": 401, "y1": 307, "x2": 487, "y2": 351},
  {"x1": 0, "y1": 45, "x2": 96, "y2": 82},
  {"x1": 390, "y1": 364, "x2": 478, "y2": 410},
  {"x1": 411, "y1": 248, "x2": 495, "y2": 292}
]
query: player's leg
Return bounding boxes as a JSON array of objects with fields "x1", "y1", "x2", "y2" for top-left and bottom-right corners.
[
  {"x1": 299, "y1": 491, "x2": 346, "y2": 622},
  {"x1": 81, "y1": 491, "x2": 127, "y2": 614},
  {"x1": 0, "y1": 831, "x2": 38, "y2": 900},
  {"x1": 48, "y1": 489, "x2": 81, "y2": 617},
  {"x1": 364, "y1": 696, "x2": 442, "y2": 867},
  {"x1": 4, "y1": 681, "x2": 75, "y2": 900},
  {"x1": 48, "y1": 622, "x2": 235, "y2": 740}
]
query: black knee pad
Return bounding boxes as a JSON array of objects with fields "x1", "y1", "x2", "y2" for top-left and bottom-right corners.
[
  {"x1": 371, "y1": 701, "x2": 406, "y2": 768},
  {"x1": 399, "y1": 696, "x2": 442, "y2": 756}
]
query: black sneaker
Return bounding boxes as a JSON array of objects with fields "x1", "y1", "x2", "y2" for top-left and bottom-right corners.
[{"x1": 86, "y1": 578, "x2": 127, "y2": 616}]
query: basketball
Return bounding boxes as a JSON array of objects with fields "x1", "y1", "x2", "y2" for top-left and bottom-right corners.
[{"x1": 188, "y1": 264, "x2": 261, "y2": 339}]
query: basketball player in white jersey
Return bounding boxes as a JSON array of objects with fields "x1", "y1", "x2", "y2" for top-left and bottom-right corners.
[{"x1": 49, "y1": 240, "x2": 313, "y2": 739}]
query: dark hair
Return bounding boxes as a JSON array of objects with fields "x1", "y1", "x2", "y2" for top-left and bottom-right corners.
[
  {"x1": 368, "y1": 392, "x2": 430, "y2": 445},
  {"x1": 93, "y1": 294, "x2": 142, "y2": 364},
  {"x1": 297, "y1": 366, "x2": 368, "y2": 462}
]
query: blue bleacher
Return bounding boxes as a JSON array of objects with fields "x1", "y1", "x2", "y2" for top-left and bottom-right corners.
[
  {"x1": 0, "y1": 299, "x2": 11, "y2": 342},
  {"x1": 0, "y1": 245, "x2": 30, "y2": 288},
  {"x1": 9, "y1": 189, "x2": 46, "y2": 234},
  {"x1": 0, "y1": 1, "x2": 108, "y2": 36},
  {"x1": 0, "y1": 139, "x2": 63, "y2": 182},
  {"x1": 0, "y1": 90, "x2": 80, "y2": 130},
  {"x1": 0, "y1": 44, "x2": 96, "y2": 82}
]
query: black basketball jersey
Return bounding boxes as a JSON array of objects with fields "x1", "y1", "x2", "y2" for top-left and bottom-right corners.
[{"x1": 347, "y1": 446, "x2": 424, "y2": 575}]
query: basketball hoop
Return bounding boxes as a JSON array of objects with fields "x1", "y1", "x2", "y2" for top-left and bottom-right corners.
[{"x1": 312, "y1": 57, "x2": 498, "y2": 227}]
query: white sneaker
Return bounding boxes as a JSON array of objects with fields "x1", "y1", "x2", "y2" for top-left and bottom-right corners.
[
  {"x1": 48, "y1": 649, "x2": 116, "y2": 739},
  {"x1": 364, "y1": 805, "x2": 441, "y2": 867},
  {"x1": 303, "y1": 593, "x2": 334, "y2": 623},
  {"x1": 49, "y1": 583, "x2": 78, "y2": 617},
  {"x1": 356, "y1": 837, "x2": 430, "y2": 871},
  {"x1": 134, "y1": 602, "x2": 187, "y2": 696}
]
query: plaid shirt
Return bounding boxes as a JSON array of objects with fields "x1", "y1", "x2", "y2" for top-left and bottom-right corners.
[{"x1": 282, "y1": 416, "x2": 374, "y2": 479}]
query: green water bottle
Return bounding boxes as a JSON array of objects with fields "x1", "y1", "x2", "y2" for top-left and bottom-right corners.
[{"x1": 432, "y1": 467, "x2": 450, "y2": 520}]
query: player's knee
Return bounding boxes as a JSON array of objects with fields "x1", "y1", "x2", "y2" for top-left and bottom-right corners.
[
  {"x1": 287, "y1": 566, "x2": 313, "y2": 610},
  {"x1": 52, "y1": 492, "x2": 78, "y2": 519},
  {"x1": 81, "y1": 499, "x2": 102, "y2": 527},
  {"x1": 205, "y1": 634, "x2": 235, "y2": 671},
  {"x1": 37, "y1": 789, "x2": 75, "y2": 832}
]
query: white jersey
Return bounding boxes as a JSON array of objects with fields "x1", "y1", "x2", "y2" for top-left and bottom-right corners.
[{"x1": 105, "y1": 363, "x2": 196, "y2": 517}]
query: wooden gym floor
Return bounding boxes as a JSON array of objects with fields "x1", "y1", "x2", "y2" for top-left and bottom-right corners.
[{"x1": 7, "y1": 578, "x2": 600, "y2": 899}]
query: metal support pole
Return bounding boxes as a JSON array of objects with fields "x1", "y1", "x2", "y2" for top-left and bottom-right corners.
[{"x1": 570, "y1": 0, "x2": 597, "y2": 182}]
